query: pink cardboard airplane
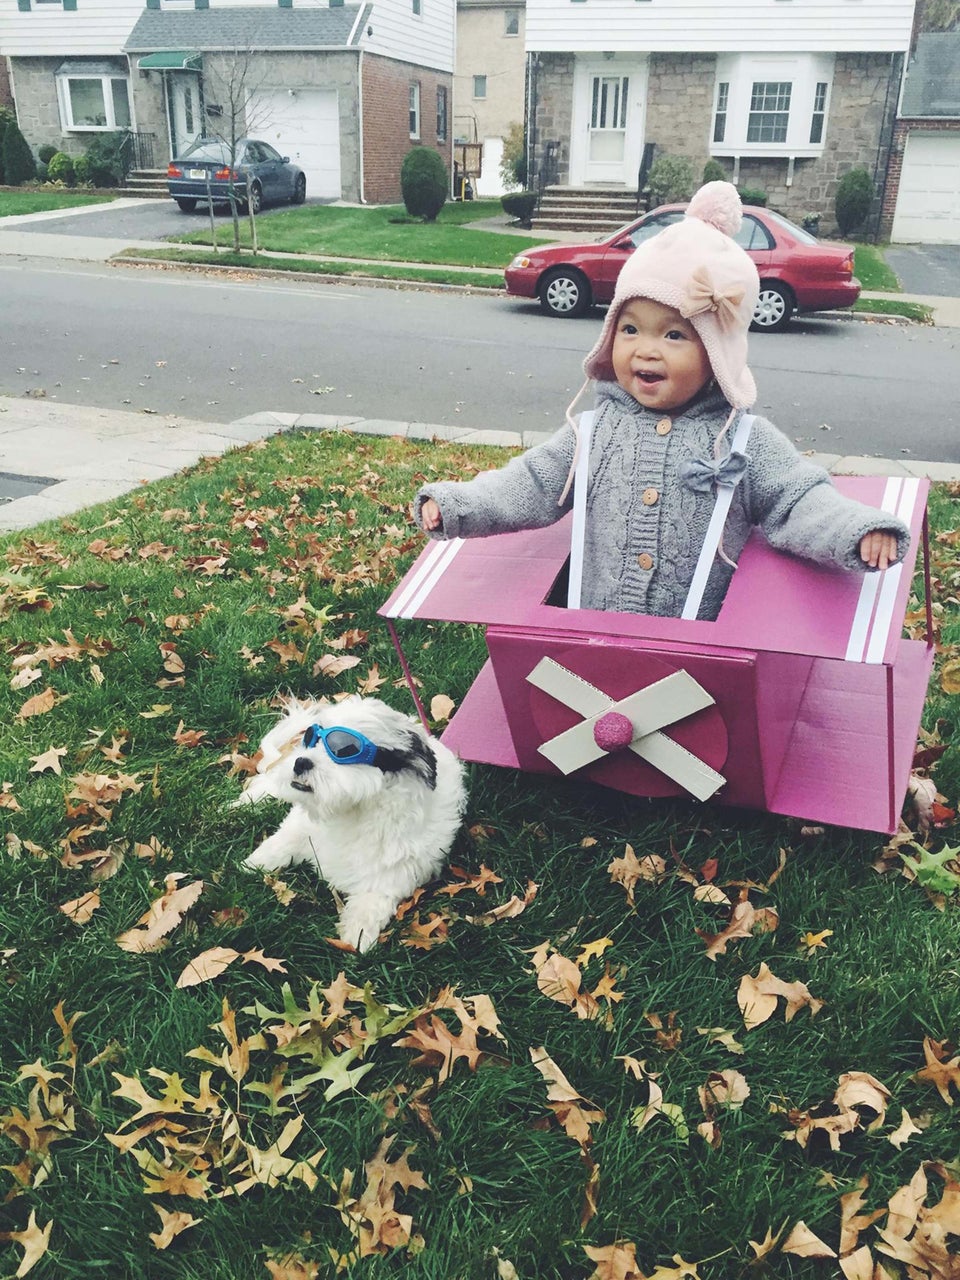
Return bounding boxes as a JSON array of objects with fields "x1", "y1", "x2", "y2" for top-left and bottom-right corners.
[{"x1": 380, "y1": 476, "x2": 933, "y2": 834}]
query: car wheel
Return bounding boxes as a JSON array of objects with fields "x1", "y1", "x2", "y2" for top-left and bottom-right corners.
[
  {"x1": 175, "y1": 198, "x2": 197, "y2": 213},
  {"x1": 751, "y1": 282, "x2": 794, "y2": 332},
  {"x1": 291, "y1": 173, "x2": 306, "y2": 205},
  {"x1": 539, "y1": 267, "x2": 592, "y2": 318}
]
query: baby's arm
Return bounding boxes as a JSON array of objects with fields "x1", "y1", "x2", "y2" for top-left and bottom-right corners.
[
  {"x1": 860, "y1": 530, "x2": 899, "y2": 570},
  {"x1": 421, "y1": 498, "x2": 442, "y2": 531}
]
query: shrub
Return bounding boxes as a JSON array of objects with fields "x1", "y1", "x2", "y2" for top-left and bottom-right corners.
[
  {"x1": 501, "y1": 190, "x2": 537, "y2": 226},
  {"x1": 499, "y1": 121, "x2": 526, "y2": 189},
  {"x1": 701, "y1": 158, "x2": 727, "y2": 185},
  {"x1": 400, "y1": 147, "x2": 448, "y2": 221},
  {"x1": 37, "y1": 143, "x2": 58, "y2": 165},
  {"x1": 835, "y1": 167, "x2": 874, "y2": 237},
  {"x1": 0, "y1": 106, "x2": 14, "y2": 184},
  {"x1": 73, "y1": 154, "x2": 91, "y2": 185},
  {"x1": 646, "y1": 155, "x2": 695, "y2": 205},
  {"x1": 82, "y1": 132, "x2": 126, "y2": 187},
  {"x1": 737, "y1": 186, "x2": 768, "y2": 207},
  {"x1": 35, "y1": 161, "x2": 48, "y2": 182},
  {"x1": 46, "y1": 152, "x2": 75, "y2": 186},
  {"x1": 2, "y1": 119, "x2": 37, "y2": 185}
]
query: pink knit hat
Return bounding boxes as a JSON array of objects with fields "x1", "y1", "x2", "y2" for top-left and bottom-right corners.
[{"x1": 583, "y1": 181, "x2": 760, "y2": 409}]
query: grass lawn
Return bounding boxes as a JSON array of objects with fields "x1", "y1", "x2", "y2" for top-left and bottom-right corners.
[
  {"x1": 853, "y1": 244, "x2": 901, "y2": 292},
  {"x1": 172, "y1": 198, "x2": 550, "y2": 267},
  {"x1": 0, "y1": 190, "x2": 114, "y2": 217},
  {"x1": 853, "y1": 297, "x2": 934, "y2": 323},
  {"x1": 1, "y1": 433, "x2": 959, "y2": 1280},
  {"x1": 118, "y1": 246, "x2": 505, "y2": 290}
]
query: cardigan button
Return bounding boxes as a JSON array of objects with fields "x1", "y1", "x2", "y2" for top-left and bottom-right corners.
[
  {"x1": 637, "y1": 553, "x2": 654, "y2": 570},
  {"x1": 655, "y1": 417, "x2": 672, "y2": 435},
  {"x1": 641, "y1": 487, "x2": 659, "y2": 506}
]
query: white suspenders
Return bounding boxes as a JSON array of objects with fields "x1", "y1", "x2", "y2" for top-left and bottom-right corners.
[{"x1": 566, "y1": 411, "x2": 755, "y2": 620}]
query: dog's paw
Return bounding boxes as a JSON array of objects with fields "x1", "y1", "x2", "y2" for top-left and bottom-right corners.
[
  {"x1": 338, "y1": 896, "x2": 395, "y2": 953},
  {"x1": 242, "y1": 847, "x2": 289, "y2": 873}
]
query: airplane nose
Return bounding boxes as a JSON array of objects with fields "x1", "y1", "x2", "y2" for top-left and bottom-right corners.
[{"x1": 293, "y1": 756, "x2": 314, "y2": 777}]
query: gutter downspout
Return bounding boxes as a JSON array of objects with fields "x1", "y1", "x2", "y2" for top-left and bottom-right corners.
[{"x1": 357, "y1": 47, "x2": 365, "y2": 203}]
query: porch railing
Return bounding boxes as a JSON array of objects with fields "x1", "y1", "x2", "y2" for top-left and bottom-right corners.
[
  {"x1": 636, "y1": 142, "x2": 656, "y2": 213},
  {"x1": 535, "y1": 140, "x2": 560, "y2": 209},
  {"x1": 119, "y1": 130, "x2": 158, "y2": 176}
]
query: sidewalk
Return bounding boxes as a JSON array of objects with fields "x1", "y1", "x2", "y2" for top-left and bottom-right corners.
[{"x1": 2, "y1": 396, "x2": 958, "y2": 534}]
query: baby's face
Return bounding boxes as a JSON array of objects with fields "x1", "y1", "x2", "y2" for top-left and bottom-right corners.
[{"x1": 611, "y1": 299, "x2": 712, "y2": 413}]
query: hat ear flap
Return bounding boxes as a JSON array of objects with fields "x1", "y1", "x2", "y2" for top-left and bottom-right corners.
[{"x1": 374, "y1": 732, "x2": 438, "y2": 790}]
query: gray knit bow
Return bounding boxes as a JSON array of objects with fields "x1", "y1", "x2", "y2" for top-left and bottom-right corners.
[{"x1": 680, "y1": 450, "x2": 750, "y2": 494}]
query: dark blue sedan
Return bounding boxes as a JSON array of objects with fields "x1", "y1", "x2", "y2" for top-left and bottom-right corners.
[{"x1": 167, "y1": 137, "x2": 306, "y2": 214}]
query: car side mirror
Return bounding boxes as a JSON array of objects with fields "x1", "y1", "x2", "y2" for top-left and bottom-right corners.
[
  {"x1": 282, "y1": 156, "x2": 290, "y2": 164},
  {"x1": 611, "y1": 236, "x2": 634, "y2": 250}
]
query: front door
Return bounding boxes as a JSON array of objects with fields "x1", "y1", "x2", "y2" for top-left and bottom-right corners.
[
  {"x1": 168, "y1": 73, "x2": 203, "y2": 158},
  {"x1": 570, "y1": 58, "x2": 647, "y2": 187}
]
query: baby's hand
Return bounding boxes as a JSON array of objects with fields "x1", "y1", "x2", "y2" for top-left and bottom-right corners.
[
  {"x1": 420, "y1": 499, "x2": 443, "y2": 532},
  {"x1": 859, "y1": 530, "x2": 899, "y2": 570}
]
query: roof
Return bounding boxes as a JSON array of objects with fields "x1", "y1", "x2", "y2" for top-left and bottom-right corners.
[
  {"x1": 124, "y1": 6, "x2": 369, "y2": 53},
  {"x1": 900, "y1": 32, "x2": 960, "y2": 117}
]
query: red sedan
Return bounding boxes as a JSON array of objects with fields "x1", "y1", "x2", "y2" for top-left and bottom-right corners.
[{"x1": 504, "y1": 203, "x2": 860, "y2": 332}]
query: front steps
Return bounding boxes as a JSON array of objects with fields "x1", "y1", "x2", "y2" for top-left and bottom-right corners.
[
  {"x1": 116, "y1": 168, "x2": 168, "y2": 199},
  {"x1": 532, "y1": 185, "x2": 641, "y2": 234}
]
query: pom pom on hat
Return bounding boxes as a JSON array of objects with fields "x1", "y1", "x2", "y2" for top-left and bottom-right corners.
[{"x1": 685, "y1": 180, "x2": 742, "y2": 237}]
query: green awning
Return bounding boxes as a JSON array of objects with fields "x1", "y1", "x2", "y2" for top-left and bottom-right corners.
[{"x1": 136, "y1": 51, "x2": 201, "y2": 71}]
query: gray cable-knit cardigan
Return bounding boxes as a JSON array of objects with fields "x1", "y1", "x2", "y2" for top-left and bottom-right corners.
[{"x1": 413, "y1": 383, "x2": 911, "y2": 620}]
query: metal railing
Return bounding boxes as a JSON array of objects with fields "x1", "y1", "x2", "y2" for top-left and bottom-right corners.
[
  {"x1": 119, "y1": 130, "x2": 157, "y2": 176},
  {"x1": 535, "y1": 140, "x2": 560, "y2": 208}
]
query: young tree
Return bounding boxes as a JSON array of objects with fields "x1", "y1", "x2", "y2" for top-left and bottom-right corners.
[{"x1": 199, "y1": 49, "x2": 277, "y2": 253}]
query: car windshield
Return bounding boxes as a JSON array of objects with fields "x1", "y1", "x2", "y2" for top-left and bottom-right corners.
[
  {"x1": 761, "y1": 208, "x2": 819, "y2": 245},
  {"x1": 180, "y1": 141, "x2": 231, "y2": 165}
]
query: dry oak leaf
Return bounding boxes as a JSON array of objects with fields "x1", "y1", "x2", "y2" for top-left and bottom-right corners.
[
  {"x1": 576, "y1": 936, "x2": 615, "y2": 966},
  {"x1": 464, "y1": 880, "x2": 538, "y2": 926},
  {"x1": 28, "y1": 746, "x2": 68, "y2": 776},
  {"x1": 737, "y1": 962, "x2": 823, "y2": 1031},
  {"x1": 837, "y1": 1245, "x2": 893, "y2": 1280},
  {"x1": 265, "y1": 1256, "x2": 320, "y2": 1280},
  {"x1": 630, "y1": 1079, "x2": 689, "y2": 1139},
  {"x1": 532, "y1": 946, "x2": 599, "y2": 1020},
  {"x1": 799, "y1": 928, "x2": 834, "y2": 952},
  {"x1": 395, "y1": 991, "x2": 503, "y2": 1084},
  {"x1": 839, "y1": 1176, "x2": 886, "y2": 1257},
  {"x1": 529, "y1": 1046, "x2": 606, "y2": 1149},
  {"x1": 0, "y1": 1210, "x2": 53, "y2": 1277},
  {"x1": 888, "y1": 1107, "x2": 923, "y2": 1149},
  {"x1": 0, "y1": 782, "x2": 22, "y2": 812},
  {"x1": 116, "y1": 875, "x2": 204, "y2": 953},
  {"x1": 834, "y1": 1072, "x2": 891, "y2": 1127},
  {"x1": 172, "y1": 720, "x2": 206, "y2": 748},
  {"x1": 437, "y1": 863, "x2": 505, "y2": 897},
  {"x1": 17, "y1": 686, "x2": 58, "y2": 720},
  {"x1": 747, "y1": 1224, "x2": 786, "y2": 1261},
  {"x1": 176, "y1": 946, "x2": 240, "y2": 988},
  {"x1": 914, "y1": 1036, "x2": 960, "y2": 1104},
  {"x1": 781, "y1": 1221, "x2": 836, "y2": 1258},
  {"x1": 429, "y1": 694, "x2": 456, "y2": 724},
  {"x1": 148, "y1": 1205, "x2": 201, "y2": 1250},
  {"x1": 583, "y1": 1240, "x2": 645, "y2": 1280},
  {"x1": 698, "y1": 1069, "x2": 749, "y2": 1116},
  {"x1": 697, "y1": 898, "x2": 779, "y2": 961},
  {"x1": 608, "y1": 844, "x2": 666, "y2": 905},
  {"x1": 59, "y1": 890, "x2": 100, "y2": 925},
  {"x1": 646, "y1": 1259, "x2": 703, "y2": 1280},
  {"x1": 695, "y1": 1026, "x2": 745, "y2": 1055}
]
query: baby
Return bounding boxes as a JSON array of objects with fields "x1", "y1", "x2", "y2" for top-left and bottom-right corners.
[{"x1": 414, "y1": 182, "x2": 908, "y2": 621}]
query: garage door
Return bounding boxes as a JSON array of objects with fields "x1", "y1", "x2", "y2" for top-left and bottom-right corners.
[
  {"x1": 248, "y1": 89, "x2": 342, "y2": 200},
  {"x1": 892, "y1": 132, "x2": 960, "y2": 244}
]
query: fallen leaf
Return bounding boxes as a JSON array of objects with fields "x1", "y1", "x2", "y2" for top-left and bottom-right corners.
[
  {"x1": 888, "y1": 1107, "x2": 923, "y2": 1149},
  {"x1": 781, "y1": 1221, "x2": 836, "y2": 1258},
  {"x1": 148, "y1": 1205, "x2": 201, "y2": 1250},
  {"x1": 176, "y1": 946, "x2": 240, "y2": 988},
  {"x1": 430, "y1": 694, "x2": 455, "y2": 723},
  {"x1": 583, "y1": 1240, "x2": 644, "y2": 1280},
  {"x1": 0, "y1": 1210, "x2": 53, "y2": 1277},
  {"x1": 17, "y1": 686, "x2": 57, "y2": 720},
  {"x1": 737, "y1": 963, "x2": 823, "y2": 1030},
  {"x1": 697, "y1": 1069, "x2": 749, "y2": 1116},
  {"x1": 59, "y1": 890, "x2": 100, "y2": 924},
  {"x1": 28, "y1": 746, "x2": 68, "y2": 775},
  {"x1": 697, "y1": 899, "x2": 779, "y2": 961},
  {"x1": 914, "y1": 1035, "x2": 960, "y2": 1104},
  {"x1": 116, "y1": 876, "x2": 203, "y2": 953},
  {"x1": 608, "y1": 844, "x2": 666, "y2": 904}
]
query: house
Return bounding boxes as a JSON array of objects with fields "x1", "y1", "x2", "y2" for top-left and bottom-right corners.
[
  {"x1": 880, "y1": 31, "x2": 960, "y2": 242},
  {"x1": 0, "y1": 0, "x2": 455, "y2": 204},
  {"x1": 523, "y1": 0, "x2": 917, "y2": 233},
  {"x1": 454, "y1": 0, "x2": 525, "y2": 195}
]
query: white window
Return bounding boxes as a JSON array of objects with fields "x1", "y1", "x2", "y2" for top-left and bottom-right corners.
[
  {"x1": 711, "y1": 54, "x2": 835, "y2": 158},
  {"x1": 504, "y1": 8, "x2": 520, "y2": 35},
  {"x1": 473, "y1": 75, "x2": 487, "y2": 99},
  {"x1": 409, "y1": 82, "x2": 420, "y2": 139},
  {"x1": 57, "y1": 74, "x2": 132, "y2": 132}
]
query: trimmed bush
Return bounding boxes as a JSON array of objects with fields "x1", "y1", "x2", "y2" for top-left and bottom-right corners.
[
  {"x1": 646, "y1": 155, "x2": 695, "y2": 205},
  {"x1": 73, "y1": 154, "x2": 91, "y2": 185},
  {"x1": 835, "y1": 166, "x2": 874, "y2": 237},
  {"x1": 2, "y1": 119, "x2": 37, "y2": 185},
  {"x1": 737, "y1": 186, "x2": 768, "y2": 207},
  {"x1": 37, "y1": 143, "x2": 58, "y2": 165},
  {"x1": 701, "y1": 159, "x2": 727, "y2": 185},
  {"x1": 0, "y1": 106, "x2": 15, "y2": 184},
  {"x1": 400, "y1": 147, "x2": 448, "y2": 222},
  {"x1": 501, "y1": 190, "x2": 537, "y2": 226},
  {"x1": 82, "y1": 132, "x2": 126, "y2": 187},
  {"x1": 46, "y1": 152, "x2": 75, "y2": 186}
]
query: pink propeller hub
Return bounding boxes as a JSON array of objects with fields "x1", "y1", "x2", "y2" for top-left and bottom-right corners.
[{"x1": 593, "y1": 711, "x2": 635, "y2": 753}]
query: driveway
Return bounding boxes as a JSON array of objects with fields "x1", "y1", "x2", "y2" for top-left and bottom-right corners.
[
  {"x1": 884, "y1": 243, "x2": 960, "y2": 297},
  {"x1": 9, "y1": 195, "x2": 332, "y2": 242}
]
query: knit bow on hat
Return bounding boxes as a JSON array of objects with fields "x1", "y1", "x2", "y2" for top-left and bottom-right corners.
[
  {"x1": 680, "y1": 449, "x2": 750, "y2": 494},
  {"x1": 678, "y1": 265, "x2": 745, "y2": 330}
]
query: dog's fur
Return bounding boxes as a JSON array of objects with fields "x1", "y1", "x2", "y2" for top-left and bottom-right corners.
[{"x1": 239, "y1": 697, "x2": 465, "y2": 951}]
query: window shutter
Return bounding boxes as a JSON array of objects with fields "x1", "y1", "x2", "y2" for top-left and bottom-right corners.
[
  {"x1": 146, "y1": 0, "x2": 160, "y2": 7},
  {"x1": 278, "y1": 0, "x2": 293, "y2": 7},
  {"x1": 17, "y1": 0, "x2": 31, "y2": 12},
  {"x1": 195, "y1": 0, "x2": 210, "y2": 8},
  {"x1": 63, "y1": 0, "x2": 77, "y2": 9}
]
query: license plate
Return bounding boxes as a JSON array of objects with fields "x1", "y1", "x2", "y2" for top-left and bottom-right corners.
[{"x1": 188, "y1": 168, "x2": 207, "y2": 180}]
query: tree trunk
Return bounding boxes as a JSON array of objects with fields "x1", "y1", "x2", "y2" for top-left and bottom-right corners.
[{"x1": 205, "y1": 177, "x2": 217, "y2": 252}]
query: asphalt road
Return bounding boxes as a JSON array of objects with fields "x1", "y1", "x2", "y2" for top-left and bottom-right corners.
[{"x1": 2, "y1": 256, "x2": 959, "y2": 462}]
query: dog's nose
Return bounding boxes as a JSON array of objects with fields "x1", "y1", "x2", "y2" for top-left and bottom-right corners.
[{"x1": 293, "y1": 756, "x2": 314, "y2": 777}]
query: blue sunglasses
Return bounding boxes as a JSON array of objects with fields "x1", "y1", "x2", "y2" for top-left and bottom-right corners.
[{"x1": 301, "y1": 723, "x2": 379, "y2": 766}]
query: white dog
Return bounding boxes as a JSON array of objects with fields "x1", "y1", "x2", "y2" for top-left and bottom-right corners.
[{"x1": 239, "y1": 697, "x2": 466, "y2": 952}]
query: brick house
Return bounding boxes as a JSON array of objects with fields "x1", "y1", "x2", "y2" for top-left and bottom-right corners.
[
  {"x1": 523, "y1": 0, "x2": 917, "y2": 234},
  {"x1": 879, "y1": 32, "x2": 960, "y2": 242},
  {"x1": 0, "y1": 0, "x2": 455, "y2": 204}
]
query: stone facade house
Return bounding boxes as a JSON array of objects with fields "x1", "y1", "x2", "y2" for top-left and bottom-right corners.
[
  {"x1": 0, "y1": 0, "x2": 455, "y2": 204},
  {"x1": 454, "y1": 0, "x2": 525, "y2": 195},
  {"x1": 880, "y1": 31, "x2": 960, "y2": 242},
  {"x1": 523, "y1": 0, "x2": 917, "y2": 233}
]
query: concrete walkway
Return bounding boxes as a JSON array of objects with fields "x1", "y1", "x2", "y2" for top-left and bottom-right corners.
[{"x1": 1, "y1": 396, "x2": 958, "y2": 534}]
